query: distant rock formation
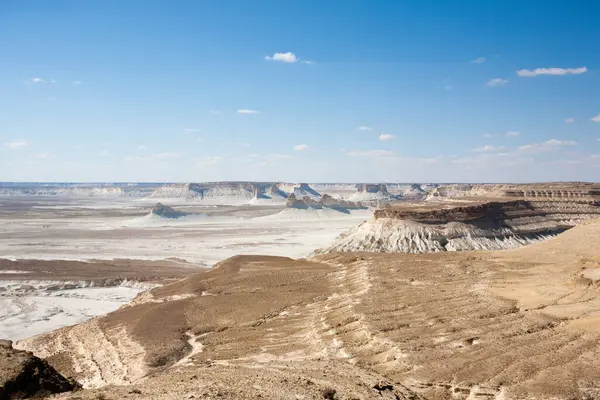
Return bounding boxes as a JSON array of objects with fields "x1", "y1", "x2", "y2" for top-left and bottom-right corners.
[
  {"x1": 426, "y1": 183, "x2": 600, "y2": 202},
  {"x1": 150, "y1": 203, "x2": 186, "y2": 218},
  {"x1": 286, "y1": 194, "x2": 366, "y2": 212},
  {"x1": 322, "y1": 197, "x2": 600, "y2": 254},
  {"x1": 0, "y1": 341, "x2": 79, "y2": 399},
  {"x1": 348, "y1": 183, "x2": 398, "y2": 205}
]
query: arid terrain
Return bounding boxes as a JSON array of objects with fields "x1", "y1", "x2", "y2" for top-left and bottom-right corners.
[{"x1": 2, "y1": 182, "x2": 600, "y2": 399}]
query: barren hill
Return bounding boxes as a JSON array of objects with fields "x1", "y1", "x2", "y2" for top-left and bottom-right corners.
[{"x1": 15, "y1": 219, "x2": 600, "y2": 399}]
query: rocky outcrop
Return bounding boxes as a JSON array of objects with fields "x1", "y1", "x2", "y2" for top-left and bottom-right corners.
[
  {"x1": 322, "y1": 199, "x2": 600, "y2": 253},
  {"x1": 150, "y1": 203, "x2": 186, "y2": 218},
  {"x1": 349, "y1": 184, "x2": 399, "y2": 205},
  {"x1": 426, "y1": 182, "x2": 600, "y2": 202},
  {"x1": 0, "y1": 341, "x2": 79, "y2": 399},
  {"x1": 286, "y1": 194, "x2": 366, "y2": 212}
]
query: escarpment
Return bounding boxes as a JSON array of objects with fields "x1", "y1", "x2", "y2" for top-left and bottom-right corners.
[{"x1": 323, "y1": 197, "x2": 600, "y2": 254}]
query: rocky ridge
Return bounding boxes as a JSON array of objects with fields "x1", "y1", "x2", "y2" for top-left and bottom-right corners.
[{"x1": 323, "y1": 184, "x2": 600, "y2": 254}]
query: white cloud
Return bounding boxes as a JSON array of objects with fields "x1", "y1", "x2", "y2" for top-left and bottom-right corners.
[
  {"x1": 209, "y1": 110, "x2": 222, "y2": 115},
  {"x1": 184, "y1": 128, "x2": 199, "y2": 134},
  {"x1": 264, "y1": 52, "x2": 297, "y2": 63},
  {"x1": 483, "y1": 133, "x2": 493, "y2": 138},
  {"x1": 518, "y1": 139, "x2": 577, "y2": 153},
  {"x1": 26, "y1": 77, "x2": 45, "y2": 84},
  {"x1": 237, "y1": 109, "x2": 260, "y2": 115},
  {"x1": 516, "y1": 67, "x2": 587, "y2": 77},
  {"x1": 472, "y1": 57, "x2": 486, "y2": 64},
  {"x1": 300, "y1": 60, "x2": 315, "y2": 65},
  {"x1": 565, "y1": 117, "x2": 575, "y2": 124},
  {"x1": 345, "y1": 149, "x2": 395, "y2": 158},
  {"x1": 545, "y1": 139, "x2": 577, "y2": 146},
  {"x1": 591, "y1": 114, "x2": 600, "y2": 122},
  {"x1": 239, "y1": 143, "x2": 251, "y2": 148},
  {"x1": 293, "y1": 144, "x2": 309, "y2": 151},
  {"x1": 379, "y1": 134, "x2": 395, "y2": 141},
  {"x1": 4, "y1": 140, "x2": 28, "y2": 149},
  {"x1": 487, "y1": 78, "x2": 508, "y2": 87},
  {"x1": 473, "y1": 145, "x2": 505, "y2": 152},
  {"x1": 73, "y1": 81, "x2": 83, "y2": 85},
  {"x1": 357, "y1": 126, "x2": 373, "y2": 131},
  {"x1": 137, "y1": 145, "x2": 147, "y2": 150},
  {"x1": 505, "y1": 131, "x2": 520, "y2": 137}
]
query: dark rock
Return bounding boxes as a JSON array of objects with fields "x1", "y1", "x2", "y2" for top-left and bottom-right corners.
[{"x1": 0, "y1": 346, "x2": 80, "y2": 399}]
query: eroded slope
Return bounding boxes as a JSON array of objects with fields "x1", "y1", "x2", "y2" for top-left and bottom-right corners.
[
  {"x1": 16, "y1": 221, "x2": 600, "y2": 399},
  {"x1": 323, "y1": 185, "x2": 600, "y2": 254}
]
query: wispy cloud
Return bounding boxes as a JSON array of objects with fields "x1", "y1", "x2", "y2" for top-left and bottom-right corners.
[
  {"x1": 345, "y1": 149, "x2": 395, "y2": 158},
  {"x1": 357, "y1": 126, "x2": 373, "y2": 131},
  {"x1": 265, "y1": 52, "x2": 297, "y2": 63},
  {"x1": 4, "y1": 140, "x2": 29, "y2": 149},
  {"x1": 237, "y1": 109, "x2": 260, "y2": 115},
  {"x1": 487, "y1": 78, "x2": 508, "y2": 87},
  {"x1": 473, "y1": 145, "x2": 505, "y2": 152},
  {"x1": 472, "y1": 57, "x2": 486, "y2": 64},
  {"x1": 293, "y1": 144, "x2": 309, "y2": 151},
  {"x1": 565, "y1": 117, "x2": 575, "y2": 124},
  {"x1": 518, "y1": 139, "x2": 577, "y2": 153},
  {"x1": 505, "y1": 131, "x2": 520, "y2": 137},
  {"x1": 73, "y1": 81, "x2": 83, "y2": 85},
  {"x1": 591, "y1": 114, "x2": 600, "y2": 122},
  {"x1": 379, "y1": 134, "x2": 395, "y2": 141},
  {"x1": 209, "y1": 110, "x2": 222, "y2": 115},
  {"x1": 516, "y1": 67, "x2": 587, "y2": 77},
  {"x1": 300, "y1": 60, "x2": 315, "y2": 65},
  {"x1": 184, "y1": 128, "x2": 199, "y2": 134},
  {"x1": 26, "y1": 77, "x2": 45, "y2": 84}
]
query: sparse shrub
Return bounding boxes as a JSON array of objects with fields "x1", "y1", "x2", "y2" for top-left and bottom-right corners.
[{"x1": 95, "y1": 393, "x2": 108, "y2": 400}]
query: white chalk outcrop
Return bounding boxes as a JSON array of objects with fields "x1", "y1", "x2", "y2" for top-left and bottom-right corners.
[{"x1": 322, "y1": 199, "x2": 600, "y2": 254}]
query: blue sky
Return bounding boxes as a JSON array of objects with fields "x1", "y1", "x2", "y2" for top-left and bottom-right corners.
[{"x1": 1, "y1": 0, "x2": 599, "y2": 182}]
